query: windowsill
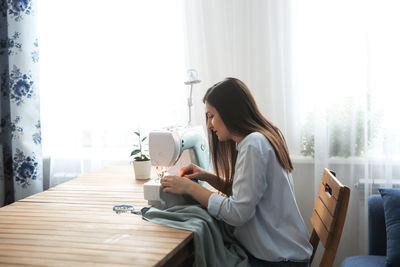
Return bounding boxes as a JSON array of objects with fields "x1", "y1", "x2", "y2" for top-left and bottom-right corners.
[
  {"x1": 291, "y1": 155, "x2": 400, "y2": 186},
  {"x1": 359, "y1": 178, "x2": 400, "y2": 185},
  {"x1": 291, "y1": 154, "x2": 400, "y2": 165}
]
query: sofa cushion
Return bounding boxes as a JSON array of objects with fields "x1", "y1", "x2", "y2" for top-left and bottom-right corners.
[
  {"x1": 340, "y1": 255, "x2": 386, "y2": 267},
  {"x1": 379, "y1": 188, "x2": 400, "y2": 267},
  {"x1": 368, "y1": 195, "x2": 387, "y2": 255}
]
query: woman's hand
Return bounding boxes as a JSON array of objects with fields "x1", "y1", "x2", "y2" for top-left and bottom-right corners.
[
  {"x1": 161, "y1": 175, "x2": 196, "y2": 195},
  {"x1": 179, "y1": 164, "x2": 207, "y2": 180},
  {"x1": 161, "y1": 174, "x2": 213, "y2": 207}
]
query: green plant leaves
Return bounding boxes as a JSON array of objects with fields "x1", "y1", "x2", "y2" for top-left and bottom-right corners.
[
  {"x1": 130, "y1": 149, "x2": 141, "y2": 156},
  {"x1": 134, "y1": 154, "x2": 150, "y2": 161},
  {"x1": 131, "y1": 130, "x2": 150, "y2": 160},
  {"x1": 300, "y1": 96, "x2": 382, "y2": 158}
]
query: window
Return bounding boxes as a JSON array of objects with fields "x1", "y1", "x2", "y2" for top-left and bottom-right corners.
[
  {"x1": 292, "y1": 0, "x2": 400, "y2": 161},
  {"x1": 38, "y1": 0, "x2": 187, "y2": 184}
]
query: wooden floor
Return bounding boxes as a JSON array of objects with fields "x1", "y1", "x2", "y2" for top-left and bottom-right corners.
[{"x1": 0, "y1": 166, "x2": 193, "y2": 266}]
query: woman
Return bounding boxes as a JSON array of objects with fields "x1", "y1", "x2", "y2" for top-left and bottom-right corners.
[{"x1": 161, "y1": 78, "x2": 313, "y2": 267}]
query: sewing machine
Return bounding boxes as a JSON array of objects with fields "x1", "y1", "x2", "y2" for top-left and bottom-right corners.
[{"x1": 143, "y1": 125, "x2": 210, "y2": 205}]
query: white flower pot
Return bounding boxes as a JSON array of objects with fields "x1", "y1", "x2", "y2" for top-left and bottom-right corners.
[{"x1": 133, "y1": 160, "x2": 151, "y2": 180}]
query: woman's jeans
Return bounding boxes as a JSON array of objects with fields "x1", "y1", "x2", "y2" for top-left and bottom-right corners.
[{"x1": 248, "y1": 254, "x2": 310, "y2": 267}]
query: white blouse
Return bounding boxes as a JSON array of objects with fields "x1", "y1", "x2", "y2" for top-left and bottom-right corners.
[{"x1": 207, "y1": 132, "x2": 313, "y2": 262}]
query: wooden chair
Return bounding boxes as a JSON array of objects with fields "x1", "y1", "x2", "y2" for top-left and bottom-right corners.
[{"x1": 309, "y1": 168, "x2": 351, "y2": 267}]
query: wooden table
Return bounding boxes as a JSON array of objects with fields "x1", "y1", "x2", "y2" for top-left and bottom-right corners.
[{"x1": 0, "y1": 166, "x2": 194, "y2": 266}]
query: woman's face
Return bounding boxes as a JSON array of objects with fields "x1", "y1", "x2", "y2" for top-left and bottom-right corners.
[{"x1": 205, "y1": 102, "x2": 232, "y2": 142}]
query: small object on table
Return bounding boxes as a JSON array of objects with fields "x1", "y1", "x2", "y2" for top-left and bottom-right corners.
[{"x1": 113, "y1": 204, "x2": 134, "y2": 213}]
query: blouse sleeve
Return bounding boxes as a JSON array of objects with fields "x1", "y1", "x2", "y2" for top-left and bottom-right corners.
[{"x1": 207, "y1": 143, "x2": 271, "y2": 226}]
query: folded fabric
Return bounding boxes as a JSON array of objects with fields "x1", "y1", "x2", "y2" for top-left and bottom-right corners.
[{"x1": 142, "y1": 190, "x2": 249, "y2": 267}]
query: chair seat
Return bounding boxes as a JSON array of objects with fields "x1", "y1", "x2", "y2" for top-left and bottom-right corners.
[{"x1": 340, "y1": 255, "x2": 386, "y2": 267}]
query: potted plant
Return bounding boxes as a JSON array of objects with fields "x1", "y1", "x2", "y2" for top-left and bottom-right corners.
[{"x1": 130, "y1": 130, "x2": 151, "y2": 180}]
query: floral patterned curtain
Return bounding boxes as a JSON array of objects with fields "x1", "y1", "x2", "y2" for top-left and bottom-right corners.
[{"x1": 0, "y1": 0, "x2": 42, "y2": 206}]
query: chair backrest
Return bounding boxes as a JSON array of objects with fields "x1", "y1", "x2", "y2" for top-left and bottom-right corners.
[{"x1": 309, "y1": 168, "x2": 351, "y2": 267}]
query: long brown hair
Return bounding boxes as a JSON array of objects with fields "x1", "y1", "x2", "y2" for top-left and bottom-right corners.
[{"x1": 203, "y1": 77, "x2": 293, "y2": 193}]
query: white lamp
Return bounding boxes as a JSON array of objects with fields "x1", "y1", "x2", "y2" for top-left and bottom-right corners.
[{"x1": 184, "y1": 69, "x2": 201, "y2": 125}]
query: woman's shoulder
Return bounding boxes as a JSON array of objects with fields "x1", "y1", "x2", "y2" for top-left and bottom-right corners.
[{"x1": 238, "y1": 132, "x2": 272, "y2": 151}]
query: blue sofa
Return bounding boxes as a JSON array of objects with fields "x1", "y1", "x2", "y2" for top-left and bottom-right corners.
[{"x1": 341, "y1": 195, "x2": 386, "y2": 266}]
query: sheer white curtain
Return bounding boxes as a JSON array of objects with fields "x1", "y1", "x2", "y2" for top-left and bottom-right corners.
[
  {"x1": 38, "y1": 0, "x2": 187, "y2": 188},
  {"x1": 184, "y1": 0, "x2": 400, "y2": 266},
  {"x1": 183, "y1": 0, "x2": 300, "y2": 152},
  {"x1": 292, "y1": 1, "x2": 400, "y2": 264}
]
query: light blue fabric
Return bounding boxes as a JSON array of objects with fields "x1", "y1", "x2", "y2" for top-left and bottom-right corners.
[
  {"x1": 208, "y1": 132, "x2": 312, "y2": 262},
  {"x1": 379, "y1": 188, "x2": 400, "y2": 267},
  {"x1": 0, "y1": 0, "x2": 42, "y2": 206},
  {"x1": 142, "y1": 190, "x2": 249, "y2": 267}
]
